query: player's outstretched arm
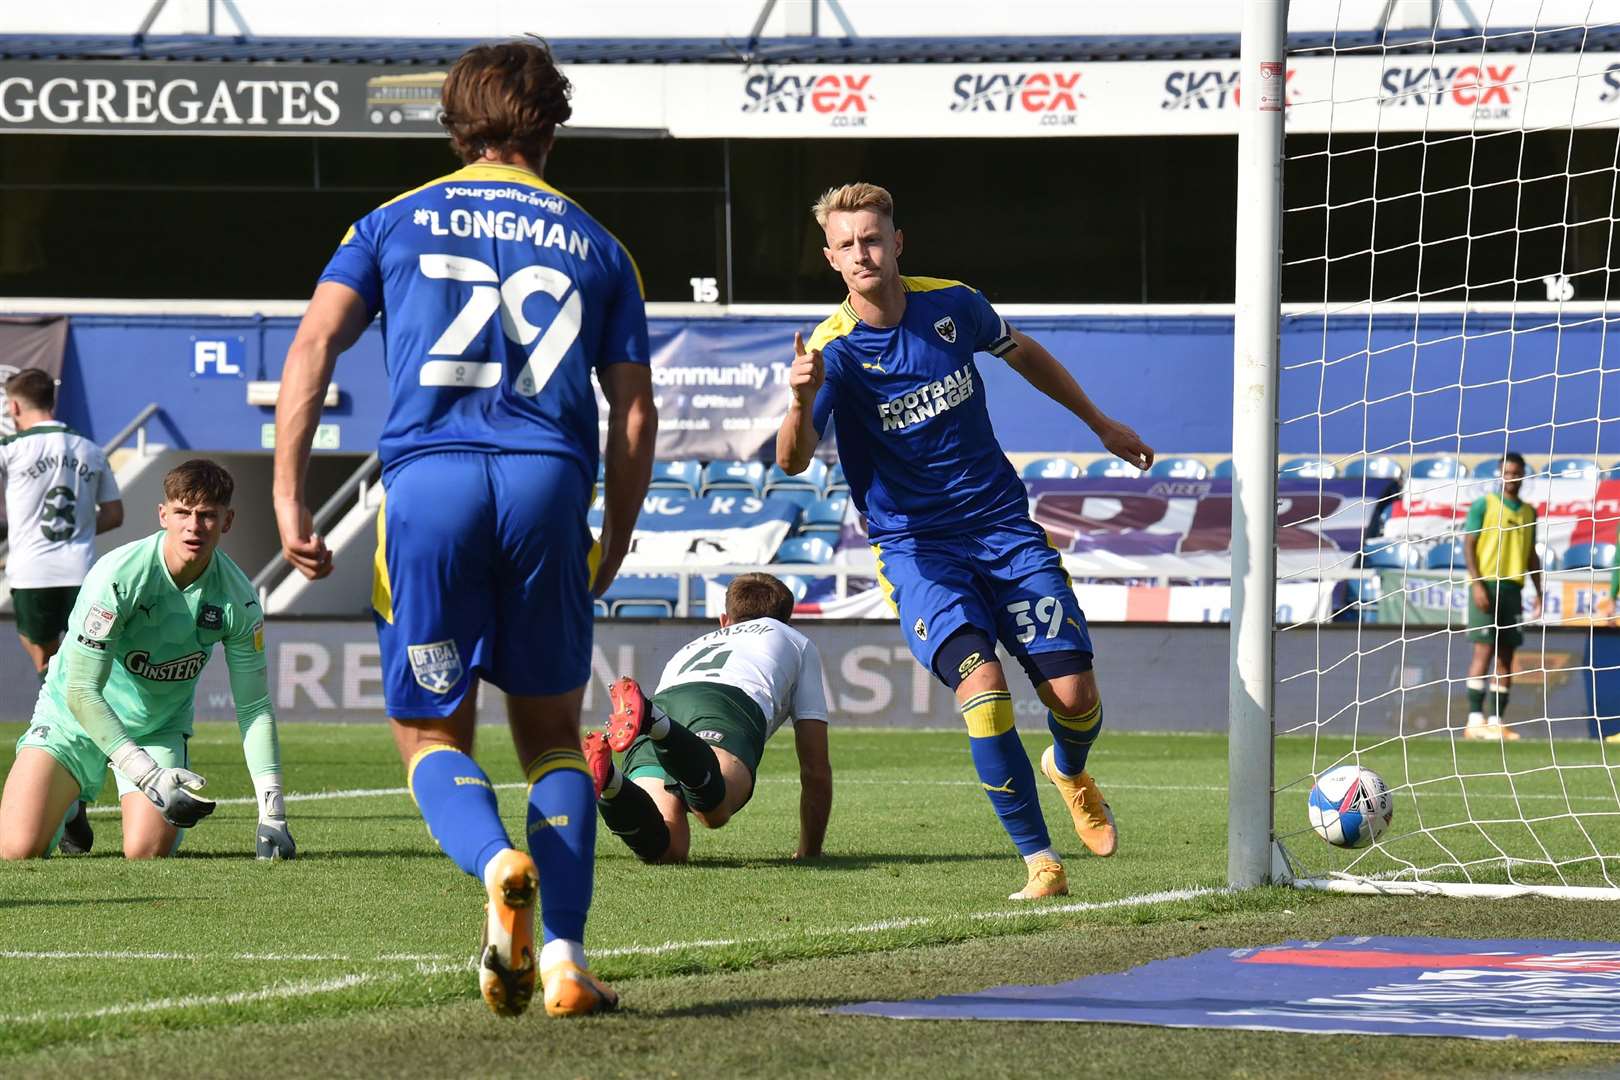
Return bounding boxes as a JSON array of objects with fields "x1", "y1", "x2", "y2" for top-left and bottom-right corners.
[
  {"x1": 595, "y1": 362, "x2": 657, "y2": 597},
  {"x1": 1001, "y1": 329, "x2": 1154, "y2": 472},
  {"x1": 225, "y1": 626, "x2": 295, "y2": 859},
  {"x1": 61, "y1": 647, "x2": 216, "y2": 828},
  {"x1": 776, "y1": 332, "x2": 824, "y2": 475},
  {"x1": 273, "y1": 281, "x2": 371, "y2": 581},
  {"x1": 792, "y1": 719, "x2": 833, "y2": 860}
]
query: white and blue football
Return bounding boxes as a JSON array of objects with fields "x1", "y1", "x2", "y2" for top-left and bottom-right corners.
[{"x1": 1308, "y1": 764, "x2": 1394, "y2": 848}]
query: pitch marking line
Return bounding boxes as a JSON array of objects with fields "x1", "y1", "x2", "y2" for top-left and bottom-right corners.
[
  {"x1": 0, "y1": 885, "x2": 1225, "y2": 974},
  {"x1": 0, "y1": 973, "x2": 375, "y2": 1025},
  {"x1": 83, "y1": 777, "x2": 1620, "y2": 816}
]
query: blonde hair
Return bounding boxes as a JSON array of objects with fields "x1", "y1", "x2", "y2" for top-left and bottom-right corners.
[{"x1": 811, "y1": 182, "x2": 894, "y2": 228}]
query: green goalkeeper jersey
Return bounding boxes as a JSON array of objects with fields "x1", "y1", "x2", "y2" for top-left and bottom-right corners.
[{"x1": 43, "y1": 530, "x2": 265, "y2": 740}]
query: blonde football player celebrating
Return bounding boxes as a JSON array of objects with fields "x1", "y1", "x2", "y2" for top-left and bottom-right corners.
[
  {"x1": 0, "y1": 459, "x2": 292, "y2": 860},
  {"x1": 584, "y1": 574, "x2": 832, "y2": 863},
  {"x1": 776, "y1": 182, "x2": 1154, "y2": 900}
]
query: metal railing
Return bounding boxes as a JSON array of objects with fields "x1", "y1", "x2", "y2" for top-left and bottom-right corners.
[{"x1": 250, "y1": 452, "x2": 382, "y2": 605}]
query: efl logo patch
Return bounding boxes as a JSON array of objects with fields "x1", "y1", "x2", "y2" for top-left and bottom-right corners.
[
  {"x1": 197, "y1": 604, "x2": 224, "y2": 631},
  {"x1": 913, "y1": 617, "x2": 928, "y2": 641},
  {"x1": 933, "y1": 316, "x2": 957, "y2": 344},
  {"x1": 408, "y1": 639, "x2": 463, "y2": 695},
  {"x1": 82, "y1": 602, "x2": 117, "y2": 641}
]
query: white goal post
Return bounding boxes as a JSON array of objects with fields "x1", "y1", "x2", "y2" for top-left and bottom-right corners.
[{"x1": 1231, "y1": 0, "x2": 1620, "y2": 898}]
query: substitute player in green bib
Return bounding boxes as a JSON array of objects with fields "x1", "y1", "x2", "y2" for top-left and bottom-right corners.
[
  {"x1": 1462, "y1": 451, "x2": 1543, "y2": 741},
  {"x1": 0, "y1": 459, "x2": 294, "y2": 860}
]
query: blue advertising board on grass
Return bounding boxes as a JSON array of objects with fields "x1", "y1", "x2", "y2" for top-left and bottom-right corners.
[{"x1": 840, "y1": 936, "x2": 1620, "y2": 1041}]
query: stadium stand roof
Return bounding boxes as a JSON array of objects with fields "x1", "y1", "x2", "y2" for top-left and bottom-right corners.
[{"x1": 0, "y1": 28, "x2": 1602, "y2": 65}]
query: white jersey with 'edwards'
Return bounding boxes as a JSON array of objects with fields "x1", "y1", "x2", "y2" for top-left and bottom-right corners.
[
  {"x1": 655, "y1": 617, "x2": 829, "y2": 738},
  {"x1": 0, "y1": 422, "x2": 118, "y2": 588}
]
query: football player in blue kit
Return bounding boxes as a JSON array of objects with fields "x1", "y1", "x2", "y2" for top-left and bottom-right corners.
[
  {"x1": 272, "y1": 41, "x2": 656, "y2": 1017},
  {"x1": 776, "y1": 182, "x2": 1154, "y2": 901}
]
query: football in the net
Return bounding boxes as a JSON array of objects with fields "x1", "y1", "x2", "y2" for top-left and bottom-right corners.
[{"x1": 1308, "y1": 764, "x2": 1394, "y2": 848}]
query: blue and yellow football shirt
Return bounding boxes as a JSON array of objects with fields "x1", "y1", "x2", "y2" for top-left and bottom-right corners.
[
  {"x1": 319, "y1": 162, "x2": 649, "y2": 480},
  {"x1": 808, "y1": 277, "x2": 1026, "y2": 540}
]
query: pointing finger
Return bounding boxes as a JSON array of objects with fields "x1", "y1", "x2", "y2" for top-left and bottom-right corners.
[{"x1": 794, "y1": 331, "x2": 806, "y2": 357}]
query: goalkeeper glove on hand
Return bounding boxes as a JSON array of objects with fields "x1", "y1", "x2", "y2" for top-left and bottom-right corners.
[
  {"x1": 111, "y1": 745, "x2": 216, "y2": 828},
  {"x1": 254, "y1": 779, "x2": 296, "y2": 860}
]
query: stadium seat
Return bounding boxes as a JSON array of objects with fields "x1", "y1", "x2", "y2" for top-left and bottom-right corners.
[
  {"x1": 647, "y1": 459, "x2": 702, "y2": 496},
  {"x1": 1363, "y1": 541, "x2": 1421, "y2": 569},
  {"x1": 1020, "y1": 456, "x2": 1081, "y2": 480},
  {"x1": 1562, "y1": 543, "x2": 1617, "y2": 571},
  {"x1": 592, "y1": 599, "x2": 610, "y2": 618},
  {"x1": 1147, "y1": 457, "x2": 1208, "y2": 480},
  {"x1": 826, "y1": 462, "x2": 850, "y2": 494},
  {"x1": 702, "y1": 460, "x2": 766, "y2": 496},
  {"x1": 611, "y1": 601, "x2": 674, "y2": 618},
  {"x1": 801, "y1": 495, "x2": 849, "y2": 535},
  {"x1": 1212, "y1": 459, "x2": 1235, "y2": 478},
  {"x1": 1410, "y1": 455, "x2": 1465, "y2": 480},
  {"x1": 1343, "y1": 455, "x2": 1404, "y2": 481},
  {"x1": 1471, "y1": 458, "x2": 1502, "y2": 479},
  {"x1": 1084, "y1": 458, "x2": 1142, "y2": 478},
  {"x1": 773, "y1": 536, "x2": 836, "y2": 565},
  {"x1": 769, "y1": 488, "x2": 820, "y2": 518},
  {"x1": 1280, "y1": 457, "x2": 1337, "y2": 480},
  {"x1": 1425, "y1": 540, "x2": 1467, "y2": 571},
  {"x1": 1536, "y1": 543, "x2": 1562, "y2": 572},
  {"x1": 1550, "y1": 458, "x2": 1598, "y2": 480},
  {"x1": 765, "y1": 459, "x2": 829, "y2": 496},
  {"x1": 600, "y1": 574, "x2": 679, "y2": 614},
  {"x1": 777, "y1": 574, "x2": 812, "y2": 603}
]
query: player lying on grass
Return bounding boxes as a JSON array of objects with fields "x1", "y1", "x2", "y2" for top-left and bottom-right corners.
[
  {"x1": 776, "y1": 182, "x2": 1155, "y2": 901},
  {"x1": 585, "y1": 573, "x2": 832, "y2": 864},
  {"x1": 0, "y1": 458, "x2": 294, "y2": 861}
]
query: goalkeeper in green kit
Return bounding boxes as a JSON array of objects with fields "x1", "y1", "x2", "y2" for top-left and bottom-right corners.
[{"x1": 0, "y1": 459, "x2": 294, "y2": 860}]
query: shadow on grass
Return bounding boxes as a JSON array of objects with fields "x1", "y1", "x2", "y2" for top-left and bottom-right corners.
[
  {"x1": 167, "y1": 848, "x2": 439, "y2": 860},
  {"x1": 638, "y1": 995, "x2": 863, "y2": 1020},
  {"x1": 0, "y1": 896, "x2": 191, "y2": 909}
]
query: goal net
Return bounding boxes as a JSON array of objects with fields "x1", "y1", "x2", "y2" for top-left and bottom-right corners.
[{"x1": 1253, "y1": 2, "x2": 1620, "y2": 898}]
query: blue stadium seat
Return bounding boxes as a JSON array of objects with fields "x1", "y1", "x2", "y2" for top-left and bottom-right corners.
[
  {"x1": 1212, "y1": 459, "x2": 1235, "y2": 478},
  {"x1": 1471, "y1": 458, "x2": 1503, "y2": 479},
  {"x1": 1280, "y1": 457, "x2": 1337, "y2": 480},
  {"x1": 1426, "y1": 540, "x2": 1467, "y2": 571},
  {"x1": 611, "y1": 601, "x2": 674, "y2": 618},
  {"x1": 601, "y1": 574, "x2": 678, "y2": 614},
  {"x1": 826, "y1": 462, "x2": 849, "y2": 494},
  {"x1": 1363, "y1": 541, "x2": 1420, "y2": 569},
  {"x1": 648, "y1": 459, "x2": 702, "y2": 496},
  {"x1": 1537, "y1": 544, "x2": 1562, "y2": 572},
  {"x1": 1147, "y1": 457, "x2": 1208, "y2": 480},
  {"x1": 1020, "y1": 456, "x2": 1081, "y2": 480},
  {"x1": 769, "y1": 488, "x2": 820, "y2": 518},
  {"x1": 773, "y1": 536, "x2": 836, "y2": 565},
  {"x1": 777, "y1": 574, "x2": 812, "y2": 603},
  {"x1": 1410, "y1": 455, "x2": 1465, "y2": 481},
  {"x1": 1550, "y1": 458, "x2": 1598, "y2": 480},
  {"x1": 1084, "y1": 458, "x2": 1142, "y2": 478},
  {"x1": 702, "y1": 460, "x2": 766, "y2": 496},
  {"x1": 765, "y1": 459, "x2": 829, "y2": 496},
  {"x1": 1563, "y1": 543, "x2": 1617, "y2": 571},
  {"x1": 1343, "y1": 455, "x2": 1404, "y2": 481},
  {"x1": 802, "y1": 495, "x2": 849, "y2": 535},
  {"x1": 593, "y1": 598, "x2": 610, "y2": 618}
]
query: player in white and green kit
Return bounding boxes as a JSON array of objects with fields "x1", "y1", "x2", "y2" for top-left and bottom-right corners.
[{"x1": 0, "y1": 459, "x2": 295, "y2": 860}]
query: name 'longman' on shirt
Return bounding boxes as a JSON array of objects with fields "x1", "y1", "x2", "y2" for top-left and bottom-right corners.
[
  {"x1": 877, "y1": 364, "x2": 975, "y2": 432},
  {"x1": 413, "y1": 208, "x2": 591, "y2": 261}
]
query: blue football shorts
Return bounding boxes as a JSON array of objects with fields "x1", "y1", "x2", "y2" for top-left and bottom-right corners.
[
  {"x1": 373, "y1": 451, "x2": 596, "y2": 717},
  {"x1": 872, "y1": 513, "x2": 1093, "y2": 684}
]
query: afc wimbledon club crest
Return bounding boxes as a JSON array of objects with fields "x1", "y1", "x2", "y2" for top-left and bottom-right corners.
[
  {"x1": 933, "y1": 316, "x2": 957, "y2": 344},
  {"x1": 408, "y1": 639, "x2": 464, "y2": 694},
  {"x1": 913, "y1": 617, "x2": 928, "y2": 641}
]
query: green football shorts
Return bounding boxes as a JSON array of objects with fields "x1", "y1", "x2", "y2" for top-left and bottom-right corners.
[
  {"x1": 1467, "y1": 580, "x2": 1524, "y2": 649},
  {"x1": 15, "y1": 698, "x2": 191, "y2": 803},
  {"x1": 623, "y1": 682, "x2": 770, "y2": 788},
  {"x1": 11, "y1": 585, "x2": 80, "y2": 644}
]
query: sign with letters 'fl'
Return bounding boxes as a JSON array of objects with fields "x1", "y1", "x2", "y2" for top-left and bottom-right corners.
[{"x1": 840, "y1": 936, "x2": 1620, "y2": 1040}]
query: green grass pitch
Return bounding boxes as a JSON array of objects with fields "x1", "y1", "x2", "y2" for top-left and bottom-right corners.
[{"x1": 4, "y1": 721, "x2": 1620, "y2": 1079}]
